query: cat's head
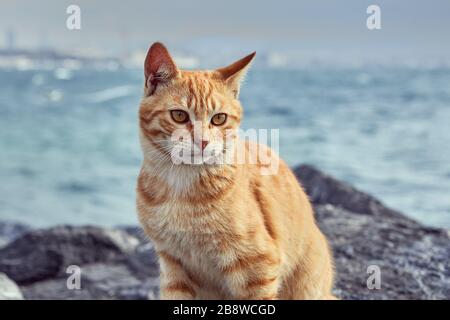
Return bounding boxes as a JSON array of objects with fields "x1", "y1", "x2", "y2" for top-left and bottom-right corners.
[{"x1": 139, "y1": 42, "x2": 255, "y2": 166}]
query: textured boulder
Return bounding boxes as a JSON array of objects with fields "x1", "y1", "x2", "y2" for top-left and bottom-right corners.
[
  {"x1": 0, "y1": 226, "x2": 159, "y2": 300},
  {"x1": 0, "y1": 164, "x2": 449, "y2": 299},
  {"x1": 0, "y1": 226, "x2": 139, "y2": 284},
  {"x1": 294, "y1": 165, "x2": 450, "y2": 299},
  {"x1": 20, "y1": 263, "x2": 159, "y2": 300},
  {"x1": 294, "y1": 165, "x2": 420, "y2": 224},
  {"x1": 314, "y1": 204, "x2": 450, "y2": 299}
]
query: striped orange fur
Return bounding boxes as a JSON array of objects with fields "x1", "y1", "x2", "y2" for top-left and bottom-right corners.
[{"x1": 136, "y1": 42, "x2": 336, "y2": 300}]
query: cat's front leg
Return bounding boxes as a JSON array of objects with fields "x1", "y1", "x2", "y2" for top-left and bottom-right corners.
[
  {"x1": 158, "y1": 251, "x2": 197, "y2": 300},
  {"x1": 220, "y1": 251, "x2": 281, "y2": 300}
]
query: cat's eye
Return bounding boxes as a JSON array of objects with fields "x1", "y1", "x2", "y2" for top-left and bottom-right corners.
[
  {"x1": 170, "y1": 110, "x2": 189, "y2": 124},
  {"x1": 211, "y1": 113, "x2": 227, "y2": 126}
]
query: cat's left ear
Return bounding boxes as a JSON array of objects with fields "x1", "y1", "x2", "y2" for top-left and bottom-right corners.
[{"x1": 216, "y1": 52, "x2": 256, "y2": 98}]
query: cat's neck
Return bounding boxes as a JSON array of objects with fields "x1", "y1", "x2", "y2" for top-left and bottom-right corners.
[{"x1": 142, "y1": 157, "x2": 236, "y2": 197}]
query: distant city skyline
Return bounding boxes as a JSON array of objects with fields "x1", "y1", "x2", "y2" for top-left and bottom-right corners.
[{"x1": 1, "y1": 0, "x2": 450, "y2": 64}]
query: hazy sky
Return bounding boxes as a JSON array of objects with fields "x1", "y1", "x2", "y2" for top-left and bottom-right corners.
[{"x1": 1, "y1": 0, "x2": 449, "y2": 62}]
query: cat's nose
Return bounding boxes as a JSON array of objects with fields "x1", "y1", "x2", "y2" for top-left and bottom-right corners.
[{"x1": 201, "y1": 140, "x2": 209, "y2": 150}]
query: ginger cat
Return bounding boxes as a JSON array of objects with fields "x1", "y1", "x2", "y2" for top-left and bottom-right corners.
[{"x1": 137, "y1": 42, "x2": 335, "y2": 300}]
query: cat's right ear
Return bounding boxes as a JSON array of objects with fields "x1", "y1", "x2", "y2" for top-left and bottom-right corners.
[{"x1": 144, "y1": 42, "x2": 179, "y2": 96}]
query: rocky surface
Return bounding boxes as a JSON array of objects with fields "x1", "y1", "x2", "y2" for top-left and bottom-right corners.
[
  {"x1": 0, "y1": 164, "x2": 449, "y2": 300},
  {"x1": 296, "y1": 165, "x2": 450, "y2": 300}
]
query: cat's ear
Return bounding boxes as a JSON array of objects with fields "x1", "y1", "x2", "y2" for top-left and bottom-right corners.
[
  {"x1": 216, "y1": 52, "x2": 256, "y2": 98},
  {"x1": 144, "y1": 42, "x2": 179, "y2": 96}
]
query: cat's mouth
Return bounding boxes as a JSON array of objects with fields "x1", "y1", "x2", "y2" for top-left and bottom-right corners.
[{"x1": 167, "y1": 143, "x2": 227, "y2": 166}]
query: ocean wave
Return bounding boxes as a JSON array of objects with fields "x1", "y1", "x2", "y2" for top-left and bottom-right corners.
[{"x1": 83, "y1": 85, "x2": 138, "y2": 103}]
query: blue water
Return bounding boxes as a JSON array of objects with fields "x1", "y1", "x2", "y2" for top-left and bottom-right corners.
[{"x1": 0, "y1": 66, "x2": 449, "y2": 228}]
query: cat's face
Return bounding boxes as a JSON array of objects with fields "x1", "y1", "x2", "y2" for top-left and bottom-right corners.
[{"x1": 139, "y1": 43, "x2": 255, "y2": 165}]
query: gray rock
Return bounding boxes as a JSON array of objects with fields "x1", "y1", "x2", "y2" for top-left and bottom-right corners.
[
  {"x1": 294, "y1": 165, "x2": 450, "y2": 300},
  {"x1": 0, "y1": 226, "x2": 139, "y2": 284},
  {"x1": 21, "y1": 278, "x2": 95, "y2": 300},
  {"x1": 81, "y1": 263, "x2": 159, "y2": 300},
  {"x1": 21, "y1": 263, "x2": 159, "y2": 300},
  {"x1": 126, "y1": 242, "x2": 160, "y2": 279},
  {"x1": 294, "y1": 165, "x2": 421, "y2": 225},
  {"x1": 315, "y1": 204, "x2": 450, "y2": 299},
  {"x1": 0, "y1": 272, "x2": 24, "y2": 300},
  {"x1": 0, "y1": 225, "x2": 159, "y2": 299}
]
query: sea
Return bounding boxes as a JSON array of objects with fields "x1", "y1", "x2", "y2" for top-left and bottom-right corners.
[{"x1": 1, "y1": 64, "x2": 449, "y2": 228}]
